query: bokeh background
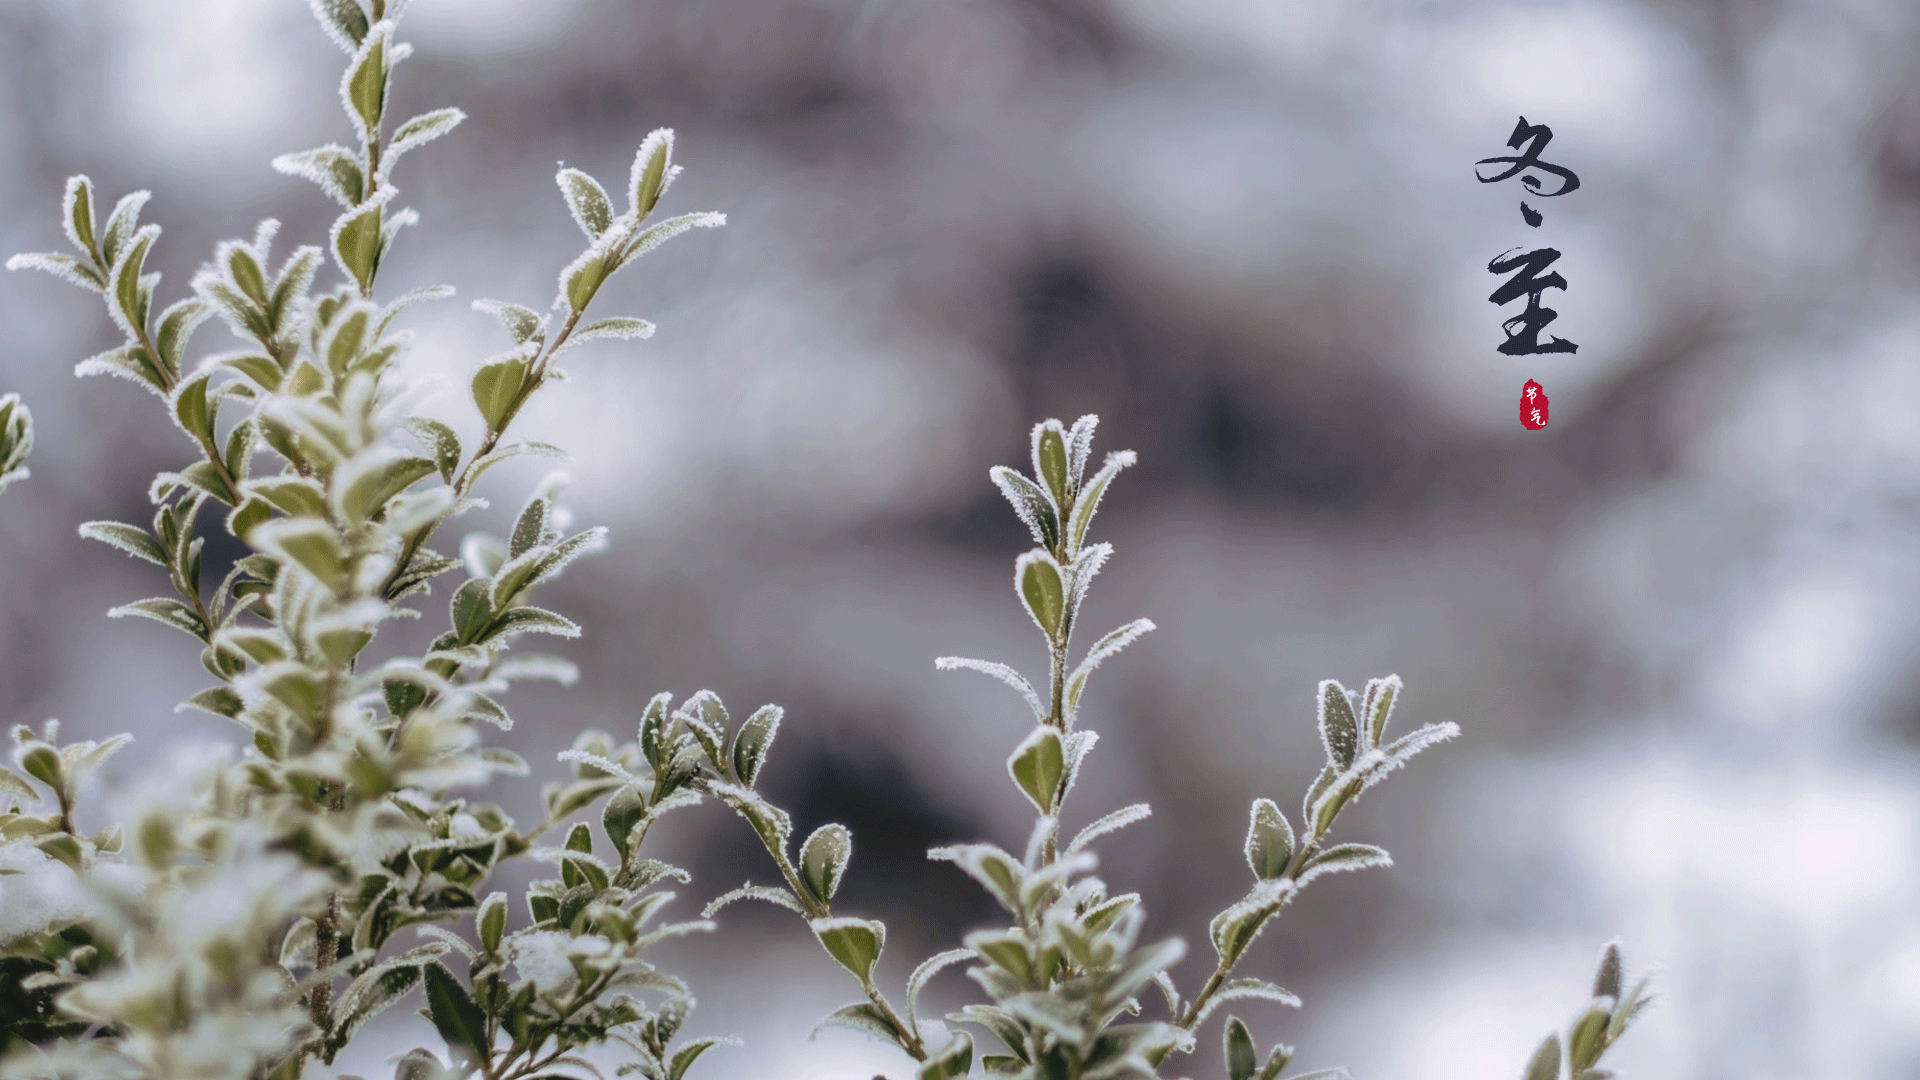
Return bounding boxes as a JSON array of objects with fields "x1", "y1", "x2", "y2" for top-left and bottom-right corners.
[{"x1": 4, "y1": 0, "x2": 1919, "y2": 1077}]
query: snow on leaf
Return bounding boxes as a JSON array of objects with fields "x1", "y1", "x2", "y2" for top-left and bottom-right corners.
[{"x1": 935, "y1": 656, "x2": 1045, "y2": 721}]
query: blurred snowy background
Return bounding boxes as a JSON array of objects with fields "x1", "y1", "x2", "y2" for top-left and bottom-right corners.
[{"x1": 4, "y1": 0, "x2": 1919, "y2": 1077}]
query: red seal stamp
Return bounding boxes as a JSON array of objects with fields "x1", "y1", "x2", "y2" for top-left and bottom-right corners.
[{"x1": 1520, "y1": 379, "x2": 1549, "y2": 430}]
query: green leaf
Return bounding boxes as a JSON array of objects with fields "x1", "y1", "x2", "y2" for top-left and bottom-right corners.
[
  {"x1": 331, "y1": 192, "x2": 390, "y2": 294},
  {"x1": 154, "y1": 299, "x2": 210, "y2": 377},
  {"x1": 1068, "y1": 449, "x2": 1135, "y2": 553},
  {"x1": 560, "y1": 243, "x2": 612, "y2": 313},
  {"x1": 812, "y1": 917, "x2": 885, "y2": 983},
  {"x1": 798, "y1": 823, "x2": 851, "y2": 905},
  {"x1": 0, "y1": 765, "x2": 37, "y2": 801},
  {"x1": 813, "y1": 1001, "x2": 903, "y2": 1048},
  {"x1": 1318, "y1": 680, "x2": 1359, "y2": 771},
  {"x1": 1295, "y1": 842, "x2": 1391, "y2": 887},
  {"x1": 64, "y1": 174, "x2": 97, "y2": 256},
  {"x1": 1567, "y1": 1001, "x2": 1612, "y2": 1072},
  {"x1": 702, "y1": 882, "x2": 806, "y2": 918},
  {"x1": 6, "y1": 251, "x2": 105, "y2": 293},
  {"x1": 1208, "y1": 891, "x2": 1282, "y2": 968},
  {"x1": 990, "y1": 465, "x2": 1061, "y2": 551},
  {"x1": 1257, "y1": 1043, "x2": 1295, "y2": 1080},
  {"x1": 326, "y1": 963, "x2": 422, "y2": 1057},
  {"x1": 470, "y1": 350, "x2": 531, "y2": 431},
  {"x1": 473, "y1": 299, "x2": 546, "y2": 345},
  {"x1": 404, "y1": 417, "x2": 462, "y2": 482},
  {"x1": 252, "y1": 518, "x2": 349, "y2": 591},
  {"x1": 337, "y1": 452, "x2": 435, "y2": 522},
  {"x1": 1360, "y1": 673, "x2": 1401, "y2": 748},
  {"x1": 1225, "y1": 1017, "x2": 1258, "y2": 1080},
  {"x1": 557, "y1": 167, "x2": 614, "y2": 237},
  {"x1": 966, "y1": 928, "x2": 1035, "y2": 984},
  {"x1": 272, "y1": 144, "x2": 366, "y2": 207},
  {"x1": 730, "y1": 704, "x2": 781, "y2": 787},
  {"x1": 99, "y1": 189, "x2": 152, "y2": 268},
  {"x1": 79, "y1": 521, "x2": 169, "y2": 568},
  {"x1": 1190, "y1": 977, "x2": 1302, "y2": 1026},
  {"x1": 422, "y1": 961, "x2": 490, "y2": 1069},
  {"x1": 171, "y1": 371, "x2": 216, "y2": 444},
  {"x1": 1006, "y1": 725, "x2": 1064, "y2": 815},
  {"x1": 108, "y1": 598, "x2": 207, "y2": 640},
  {"x1": 1244, "y1": 798, "x2": 1294, "y2": 881},
  {"x1": 387, "y1": 107, "x2": 466, "y2": 168},
  {"x1": 248, "y1": 475, "x2": 329, "y2": 520},
  {"x1": 571, "y1": 316, "x2": 655, "y2": 343},
  {"x1": 482, "y1": 605, "x2": 580, "y2": 642},
  {"x1": 1523, "y1": 1035, "x2": 1561, "y2": 1080},
  {"x1": 1014, "y1": 551, "x2": 1067, "y2": 641},
  {"x1": 476, "y1": 892, "x2": 507, "y2": 953},
  {"x1": 343, "y1": 20, "x2": 390, "y2": 138},
  {"x1": 630, "y1": 128, "x2": 675, "y2": 217},
  {"x1": 74, "y1": 343, "x2": 165, "y2": 395},
  {"x1": 1032, "y1": 420, "x2": 1070, "y2": 509},
  {"x1": 181, "y1": 686, "x2": 244, "y2": 719},
  {"x1": 309, "y1": 0, "x2": 371, "y2": 51},
  {"x1": 110, "y1": 225, "x2": 159, "y2": 338},
  {"x1": 222, "y1": 353, "x2": 285, "y2": 393},
  {"x1": 450, "y1": 578, "x2": 493, "y2": 644},
  {"x1": 670, "y1": 1036, "x2": 735, "y2": 1080}
]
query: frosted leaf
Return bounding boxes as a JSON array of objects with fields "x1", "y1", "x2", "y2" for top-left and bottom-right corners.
[
  {"x1": 702, "y1": 882, "x2": 805, "y2": 918},
  {"x1": 1014, "y1": 549, "x2": 1067, "y2": 640},
  {"x1": 926, "y1": 842, "x2": 1026, "y2": 915},
  {"x1": 570, "y1": 316, "x2": 656, "y2": 344},
  {"x1": 338, "y1": 21, "x2": 395, "y2": 142},
  {"x1": 273, "y1": 144, "x2": 365, "y2": 207},
  {"x1": 378, "y1": 283, "x2": 454, "y2": 334},
  {"x1": 907, "y1": 948, "x2": 974, "y2": 1038},
  {"x1": 1357, "y1": 722, "x2": 1460, "y2": 794},
  {"x1": 1060, "y1": 729, "x2": 1099, "y2": 799},
  {"x1": 1359, "y1": 674, "x2": 1402, "y2": 749},
  {"x1": 1028, "y1": 419, "x2": 1070, "y2": 507},
  {"x1": 628, "y1": 127, "x2": 680, "y2": 216},
  {"x1": 990, "y1": 464, "x2": 1058, "y2": 549},
  {"x1": 384, "y1": 107, "x2": 465, "y2": 173},
  {"x1": 1066, "y1": 541, "x2": 1113, "y2": 627},
  {"x1": 557, "y1": 167, "x2": 615, "y2": 238},
  {"x1": 1190, "y1": 978, "x2": 1302, "y2": 1026},
  {"x1": 329, "y1": 186, "x2": 397, "y2": 293},
  {"x1": 1151, "y1": 969, "x2": 1181, "y2": 1015},
  {"x1": 1316, "y1": 680, "x2": 1359, "y2": 772},
  {"x1": 62, "y1": 174, "x2": 96, "y2": 255},
  {"x1": 934, "y1": 656, "x2": 1044, "y2": 721},
  {"x1": 1066, "y1": 803, "x2": 1151, "y2": 856},
  {"x1": 555, "y1": 749, "x2": 633, "y2": 781},
  {"x1": 5, "y1": 251, "x2": 104, "y2": 293},
  {"x1": 473, "y1": 298, "x2": 547, "y2": 345},
  {"x1": 1294, "y1": 843, "x2": 1391, "y2": 887},
  {"x1": 1063, "y1": 618, "x2": 1155, "y2": 721},
  {"x1": 1067, "y1": 449, "x2": 1135, "y2": 553},
  {"x1": 78, "y1": 521, "x2": 168, "y2": 568},
  {"x1": 309, "y1": 0, "x2": 372, "y2": 52},
  {"x1": 613, "y1": 210, "x2": 726, "y2": 267},
  {"x1": 1066, "y1": 414, "x2": 1099, "y2": 490}
]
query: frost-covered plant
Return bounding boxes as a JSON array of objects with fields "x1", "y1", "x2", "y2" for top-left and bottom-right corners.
[
  {"x1": 1518, "y1": 942, "x2": 1652, "y2": 1080},
  {"x1": 672, "y1": 417, "x2": 1550, "y2": 1080},
  {"x1": 0, "y1": 3, "x2": 1650, "y2": 1080},
  {"x1": 0, "y1": 392, "x2": 30, "y2": 494},
  {"x1": 3, "y1": 1, "x2": 727, "y2": 1076}
]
